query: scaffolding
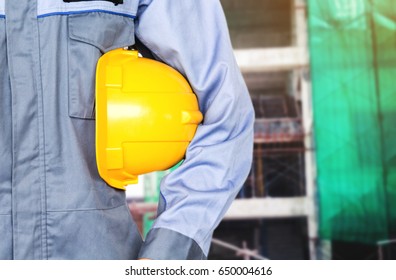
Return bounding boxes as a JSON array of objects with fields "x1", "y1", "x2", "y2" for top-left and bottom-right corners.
[{"x1": 223, "y1": 0, "x2": 318, "y2": 259}]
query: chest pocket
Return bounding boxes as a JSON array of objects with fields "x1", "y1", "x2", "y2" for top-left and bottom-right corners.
[{"x1": 68, "y1": 11, "x2": 135, "y2": 119}]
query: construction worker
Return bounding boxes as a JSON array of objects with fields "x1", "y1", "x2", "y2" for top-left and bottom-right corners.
[{"x1": 0, "y1": 0, "x2": 254, "y2": 259}]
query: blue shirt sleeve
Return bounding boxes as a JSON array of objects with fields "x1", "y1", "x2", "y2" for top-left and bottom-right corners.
[{"x1": 135, "y1": 0, "x2": 254, "y2": 259}]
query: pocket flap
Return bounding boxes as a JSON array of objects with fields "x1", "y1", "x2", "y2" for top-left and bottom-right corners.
[{"x1": 68, "y1": 11, "x2": 135, "y2": 52}]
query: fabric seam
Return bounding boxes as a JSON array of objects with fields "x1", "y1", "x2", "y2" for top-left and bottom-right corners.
[
  {"x1": 34, "y1": 14, "x2": 49, "y2": 259},
  {"x1": 38, "y1": 2, "x2": 133, "y2": 12},
  {"x1": 38, "y1": 9, "x2": 136, "y2": 18},
  {"x1": 47, "y1": 203, "x2": 127, "y2": 213}
]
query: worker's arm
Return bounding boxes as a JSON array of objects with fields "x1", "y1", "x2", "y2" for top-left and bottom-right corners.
[{"x1": 135, "y1": 0, "x2": 254, "y2": 259}]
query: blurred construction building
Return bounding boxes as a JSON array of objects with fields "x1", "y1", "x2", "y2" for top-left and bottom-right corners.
[{"x1": 209, "y1": 0, "x2": 315, "y2": 260}]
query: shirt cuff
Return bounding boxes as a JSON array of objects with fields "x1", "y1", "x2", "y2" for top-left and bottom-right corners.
[{"x1": 138, "y1": 228, "x2": 207, "y2": 260}]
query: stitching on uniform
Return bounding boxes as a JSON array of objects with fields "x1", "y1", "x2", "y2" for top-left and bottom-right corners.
[
  {"x1": 37, "y1": 9, "x2": 136, "y2": 18},
  {"x1": 37, "y1": 2, "x2": 136, "y2": 17},
  {"x1": 46, "y1": 203, "x2": 127, "y2": 213},
  {"x1": 39, "y1": 3, "x2": 128, "y2": 12},
  {"x1": 30, "y1": 13, "x2": 49, "y2": 259}
]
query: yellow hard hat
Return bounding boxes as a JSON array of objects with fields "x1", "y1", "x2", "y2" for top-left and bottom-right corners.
[{"x1": 95, "y1": 49, "x2": 203, "y2": 190}]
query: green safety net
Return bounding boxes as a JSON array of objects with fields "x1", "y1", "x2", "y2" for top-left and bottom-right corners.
[{"x1": 308, "y1": 0, "x2": 396, "y2": 243}]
